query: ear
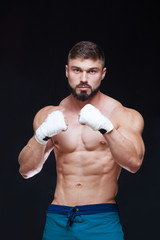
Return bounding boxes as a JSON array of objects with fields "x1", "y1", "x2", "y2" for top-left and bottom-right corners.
[
  {"x1": 101, "y1": 67, "x2": 107, "y2": 80},
  {"x1": 65, "y1": 65, "x2": 68, "y2": 78}
]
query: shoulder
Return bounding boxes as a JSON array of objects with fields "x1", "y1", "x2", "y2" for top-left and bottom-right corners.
[
  {"x1": 33, "y1": 105, "x2": 63, "y2": 130},
  {"x1": 101, "y1": 94, "x2": 144, "y2": 133},
  {"x1": 113, "y1": 105, "x2": 144, "y2": 133}
]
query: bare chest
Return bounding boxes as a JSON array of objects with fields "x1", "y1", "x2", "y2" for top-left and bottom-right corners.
[{"x1": 52, "y1": 114, "x2": 110, "y2": 153}]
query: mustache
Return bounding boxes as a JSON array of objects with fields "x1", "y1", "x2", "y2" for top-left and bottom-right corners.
[{"x1": 76, "y1": 83, "x2": 91, "y2": 88}]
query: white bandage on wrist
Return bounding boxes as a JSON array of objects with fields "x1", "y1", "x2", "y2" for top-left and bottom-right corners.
[
  {"x1": 79, "y1": 104, "x2": 114, "y2": 134},
  {"x1": 35, "y1": 111, "x2": 67, "y2": 145}
]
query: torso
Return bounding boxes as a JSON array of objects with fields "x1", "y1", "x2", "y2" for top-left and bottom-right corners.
[{"x1": 45, "y1": 93, "x2": 124, "y2": 206}]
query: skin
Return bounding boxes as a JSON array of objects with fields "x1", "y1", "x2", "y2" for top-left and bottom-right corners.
[{"x1": 18, "y1": 58, "x2": 145, "y2": 206}]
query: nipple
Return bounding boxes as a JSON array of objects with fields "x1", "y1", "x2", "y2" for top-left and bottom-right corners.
[{"x1": 100, "y1": 141, "x2": 106, "y2": 145}]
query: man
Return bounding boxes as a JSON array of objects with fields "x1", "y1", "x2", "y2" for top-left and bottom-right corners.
[{"x1": 18, "y1": 41, "x2": 145, "y2": 240}]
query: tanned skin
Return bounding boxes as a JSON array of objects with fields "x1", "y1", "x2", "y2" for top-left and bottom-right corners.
[{"x1": 18, "y1": 58, "x2": 145, "y2": 206}]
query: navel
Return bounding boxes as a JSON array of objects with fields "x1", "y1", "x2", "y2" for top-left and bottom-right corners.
[{"x1": 75, "y1": 183, "x2": 83, "y2": 188}]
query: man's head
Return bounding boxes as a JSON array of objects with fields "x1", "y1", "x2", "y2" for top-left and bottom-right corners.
[
  {"x1": 68, "y1": 41, "x2": 105, "y2": 68},
  {"x1": 66, "y1": 41, "x2": 106, "y2": 102}
]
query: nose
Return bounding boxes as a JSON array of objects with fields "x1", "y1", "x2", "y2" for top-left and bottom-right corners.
[{"x1": 80, "y1": 71, "x2": 87, "y2": 83}]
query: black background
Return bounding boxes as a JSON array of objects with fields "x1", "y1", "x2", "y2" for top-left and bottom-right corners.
[{"x1": 0, "y1": 1, "x2": 160, "y2": 239}]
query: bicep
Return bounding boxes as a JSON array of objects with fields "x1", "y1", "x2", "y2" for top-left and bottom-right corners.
[
  {"x1": 117, "y1": 107, "x2": 145, "y2": 159},
  {"x1": 33, "y1": 105, "x2": 62, "y2": 132},
  {"x1": 32, "y1": 107, "x2": 55, "y2": 159},
  {"x1": 33, "y1": 107, "x2": 49, "y2": 132},
  {"x1": 118, "y1": 126, "x2": 145, "y2": 161}
]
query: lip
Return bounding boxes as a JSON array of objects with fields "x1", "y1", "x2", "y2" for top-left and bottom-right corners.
[
  {"x1": 78, "y1": 86, "x2": 90, "y2": 90},
  {"x1": 79, "y1": 87, "x2": 89, "y2": 90}
]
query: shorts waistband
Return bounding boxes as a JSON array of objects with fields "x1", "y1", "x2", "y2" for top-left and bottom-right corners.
[
  {"x1": 47, "y1": 203, "x2": 117, "y2": 215},
  {"x1": 47, "y1": 203, "x2": 117, "y2": 226}
]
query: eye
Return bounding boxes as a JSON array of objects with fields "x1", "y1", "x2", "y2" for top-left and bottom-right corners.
[
  {"x1": 73, "y1": 68, "x2": 80, "y2": 73},
  {"x1": 89, "y1": 70, "x2": 96, "y2": 74}
]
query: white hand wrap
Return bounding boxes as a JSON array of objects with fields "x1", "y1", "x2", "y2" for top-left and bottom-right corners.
[
  {"x1": 79, "y1": 104, "x2": 114, "y2": 134},
  {"x1": 35, "y1": 111, "x2": 67, "y2": 145}
]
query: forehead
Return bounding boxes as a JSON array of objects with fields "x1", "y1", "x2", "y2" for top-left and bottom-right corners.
[{"x1": 68, "y1": 58, "x2": 103, "y2": 69}]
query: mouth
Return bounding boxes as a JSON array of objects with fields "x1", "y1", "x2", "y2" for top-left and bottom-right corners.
[
  {"x1": 79, "y1": 87, "x2": 89, "y2": 90},
  {"x1": 77, "y1": 84, "x2": 91, "y2": 91}
]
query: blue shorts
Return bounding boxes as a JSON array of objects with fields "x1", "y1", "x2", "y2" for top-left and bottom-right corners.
[{"x1": 42, "y1": 203, "x2": 125, "y2": 240}]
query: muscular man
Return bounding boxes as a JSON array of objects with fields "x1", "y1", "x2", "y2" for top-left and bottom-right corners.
[{"x1": 18, "y1": 41, "x2": 145, "y2": 240}]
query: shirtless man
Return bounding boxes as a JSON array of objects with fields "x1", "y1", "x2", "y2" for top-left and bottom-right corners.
[{"x1": 18, "y1": 41, "x2": 145, "y2": 240}]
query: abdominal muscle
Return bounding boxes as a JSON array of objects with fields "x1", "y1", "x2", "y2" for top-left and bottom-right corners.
[
  {"x1": 50, "y1": 111, "x2": 121, "y2": 207},
  {"x1": 51, "y1": 149, "x2": 121, "y2": 207}
]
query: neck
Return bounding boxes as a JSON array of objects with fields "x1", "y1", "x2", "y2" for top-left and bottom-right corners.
[{"x1": 69, "y1": 91, "x2": 102, "y2": 110}]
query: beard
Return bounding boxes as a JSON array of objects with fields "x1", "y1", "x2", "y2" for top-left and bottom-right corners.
[{"x1": 68, "y1": 82, "x2": 101, "y2": 102}]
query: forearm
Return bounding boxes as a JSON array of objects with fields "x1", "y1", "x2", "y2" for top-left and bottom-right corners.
[
  {"x1": 103, "y1": 129, "x2": 141, "y2": 173},
  {"x1": 18, "y1": 136, "x2": 46, "y2": 178}
]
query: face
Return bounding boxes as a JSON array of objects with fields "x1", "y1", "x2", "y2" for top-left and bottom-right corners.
[{"x1": 66, "y1": 58, "x2": 106, "y2": 101}]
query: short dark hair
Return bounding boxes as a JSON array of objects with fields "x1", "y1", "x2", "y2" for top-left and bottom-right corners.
[{"x1": 68, "y1": 41, "x2": 105, "y2": 67}]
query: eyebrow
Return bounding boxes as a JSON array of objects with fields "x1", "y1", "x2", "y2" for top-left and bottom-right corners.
[{"x1": 71, "y1": 66, "x2": 100, "y2": 70}]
